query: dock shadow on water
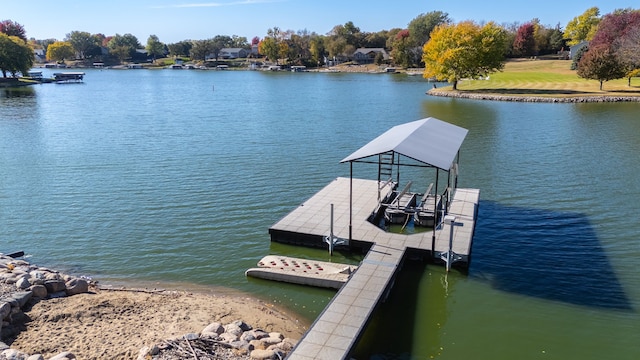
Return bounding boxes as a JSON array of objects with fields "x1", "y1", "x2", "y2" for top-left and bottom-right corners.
[{"x1": 469, "y1": 200, "x2": 632, "y2": 311}]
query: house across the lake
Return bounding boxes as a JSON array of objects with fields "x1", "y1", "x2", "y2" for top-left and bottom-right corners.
[
  {"x1": 569, "y1": 41, "x2": 589, "y2": 59},
  {"x1": 353, "y1": 48, "x2": 390, "y2": 64},
  {"x1": 219, "y1": 48, "x2": 249, "y2": 59}
]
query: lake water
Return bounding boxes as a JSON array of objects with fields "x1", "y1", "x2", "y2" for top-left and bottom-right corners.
[{"x1": 1, "y1": 69, "x2": 639, "y2": 359}]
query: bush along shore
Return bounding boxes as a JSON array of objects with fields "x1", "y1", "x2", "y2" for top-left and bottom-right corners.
[
  {"x1": 1, "y1": 253, "x2": 299, "y2": 360},
  {"x1": 427, "y1": 89, "x2": 640, "y2": 102}
]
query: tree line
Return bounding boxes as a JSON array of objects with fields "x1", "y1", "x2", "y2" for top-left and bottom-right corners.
[{"x1": 1, "y1": 7, "x2": 639, "y2": 89}]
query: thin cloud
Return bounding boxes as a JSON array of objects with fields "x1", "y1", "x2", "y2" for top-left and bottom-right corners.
[{"x1": 153, "y1": 0, "x2": 282, "y2": 8}]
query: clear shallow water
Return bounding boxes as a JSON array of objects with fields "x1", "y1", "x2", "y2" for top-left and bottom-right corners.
[{"x1": 1, "y1": 69, "x2": 639, "y2": 359}]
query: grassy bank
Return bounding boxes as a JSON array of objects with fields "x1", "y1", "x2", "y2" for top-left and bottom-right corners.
[{"x1": 438, "y1": 59, "x2": 640, "y2": 99}]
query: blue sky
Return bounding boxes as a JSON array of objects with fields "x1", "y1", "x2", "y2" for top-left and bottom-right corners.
[{"x1": 2, "y1": 1, "x2": 634, "y2": 43}]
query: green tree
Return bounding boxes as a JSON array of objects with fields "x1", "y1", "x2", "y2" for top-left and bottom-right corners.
[
  {"x1": 406, "y1": 12, "x2": 450, "y2": 66},
  {"x1": 408, "y1": 11, "x2": 450, "y2": 47},
  {"x1": 278, "y1": 41, "x2": 290, "y2": 63},
  {"x1": 146, "y1": 35, "x2": 165, "y2": 61},
  {"x1": 362, "y1": 31, "x2": 387, "y2": 48},
  {"x1": 0, "y1": 33, "x2": 33, "y2": 77},
  {"x1": 576, "y1": 44, "x2": 627, "y2": 90},
  {"x1": 325, "y1": 36, "x2": 347, "y2": 59},
  {"x1": 422, "y1": 21, "x2": 508, "y2": 90},
  {"x1": 109, "y1": 46, "x2": 130, "y2": 63},
  {"x1": 289, "y1": 29, "x2": 313, "y2": 63},
  {"x1": 65, "y1": 31, "x2": 98, "y2": 59},
  {"x1": 330, "y1": 21, "x2": 362, "y2": 48},
  {"x1": 46, "y1": 41, "x2": 74, "y2": 62},
  {"x1": 259, "y1": 36, "x2": 278, "y2": 63},
  {"x1": 230, "y1": 35, "x2": 249, "y2": 48},
  {"x1": 326, "y1": 21, "x2": 363, "y2": 60},
  {"x1": 190, "y1": 39, "x2": 213, "y2": 61},
  {"x1": 309, "y1": 35, "x2": 325, "y2": 66},
  {"x1": 211, "y1": 35, "x2": 233, "y2": 60},
  {"x1": 391, "y1": 29, "x2": 411, "y2": 68},
  {"x1": 564, "y1": 7, "x2": 600, "y2": 46},
  {"x1": 259, "y1": 27, "x2": 283, "y2": 63},
  {"x1": 531, "y1": 20, "x2": 549, "y2": 55},
  {"x1": 167, "y1": 41, "x2": 192, "y2": 57},
  {"x1": 107, "y1": 33, "x2": 140, "y2": 62},
  {"x1": 547, "y1": 25, "x2": 566, "y2": 53},
  {"x1": 626, "y1": 68, "x2": 640, "y2": 86}
]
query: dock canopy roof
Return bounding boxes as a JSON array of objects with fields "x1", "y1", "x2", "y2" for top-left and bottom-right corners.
[{"x1": 340, "y1": 117, "x2": 468, "y2": 171}]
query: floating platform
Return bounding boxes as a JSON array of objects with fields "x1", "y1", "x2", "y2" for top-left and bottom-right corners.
[
  {"x1": 268, "y1": 118, "x2": 478, "y2": 359},
  {"x1": 53, "y1": 72, "x2": 85, "y2": 83},
  {"x1": 245, "y1": 255, "x2": 357, "y2": 290},
  {"x1": 269, "y1": 177, "x2": 478, "y2": 265},
  {"x1": 273, "y1": 178, "x2": 479, "y2": 360}
]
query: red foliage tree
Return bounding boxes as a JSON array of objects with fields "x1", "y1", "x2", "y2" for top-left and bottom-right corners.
[
  {"x1": 577, "y1": 44, "x2": 627, "y2": 90},
  {"x1": 587, "y1": 10, "x2": 640, "y2": 79},
  {"x1": 0, "y1": 20, "x2": 27, "y2": 42},
  {"x1": 396, "y1": 29, "x2": 410, "y2": 41},
  {"x1": 590, "y1": 10, "x2": 640, "y2": 49},
  {"x1": 513, "y1": 23, "x2": 536, "y2": 57},
  {"x1": 589, "y1": 11, "x2": 640, "y2": 47}
]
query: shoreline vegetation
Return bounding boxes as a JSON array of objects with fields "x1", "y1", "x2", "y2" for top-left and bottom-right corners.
[
  {"x1": 427, "y1": 59, "x2": 640, "y2": 103},
  {"x1": 7, "y1": 59, "x2": 640, "y2": 102}
]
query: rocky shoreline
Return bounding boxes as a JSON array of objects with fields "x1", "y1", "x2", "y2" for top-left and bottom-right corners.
[
  {"x1": 427, "y1": 89, "x2": 640, "y2": 103},
  {"x1": 1, "y1": 252, "x2": 91, "y2": 359},
  {"x1": 1, "y1": 253, "x2": 300, "y2": 360}
]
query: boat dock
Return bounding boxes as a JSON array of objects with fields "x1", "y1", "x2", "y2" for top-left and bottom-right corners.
[
  {"x1": 53, "y1": 72, "x2": 85, "y2": 83},
  {"x1": 269, "y1": 178, "x2": 478, "y2": 359},
  {"x1": 265, "y1": 118, "x2": 478, "y2": 359}
]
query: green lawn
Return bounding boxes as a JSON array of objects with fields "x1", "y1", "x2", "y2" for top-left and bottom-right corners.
[{"x1": 445, "y1": 59, "x2": 640, "y2": 98}]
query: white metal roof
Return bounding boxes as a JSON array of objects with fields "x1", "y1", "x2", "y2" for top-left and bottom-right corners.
[{"x1": 340, "y1": 117, "x2": 468, "y2": 171}]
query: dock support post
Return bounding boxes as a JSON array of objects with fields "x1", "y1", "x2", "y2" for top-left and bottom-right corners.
[
  {"x1": 349, "y1": 163, "x2": 353, "y2": 242},
  {"x1": 324, "y1": 203, "x2": 348, "y2": 257},
  {"x1": 432, "y1": 170, "x2": 439, "y2": 254},
  {"x1": 329, "y1": 203, "x2": 334, "y2": 256},
  {"x1": 444, "y1": 215, "x2": 456, "y2": 272}
]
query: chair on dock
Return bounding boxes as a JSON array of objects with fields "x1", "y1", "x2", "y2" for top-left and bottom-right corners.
[
  {"x1": 384, "y1": 181, "x2": 417, "y2": 224},
  {"x1": 414, "y1": 183, "x2": 442, "y2": 227}
]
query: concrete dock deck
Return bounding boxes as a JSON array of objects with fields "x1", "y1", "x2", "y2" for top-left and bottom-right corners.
[{"x1": 268, "y1": 177, "x2": 479, "y2": 359}]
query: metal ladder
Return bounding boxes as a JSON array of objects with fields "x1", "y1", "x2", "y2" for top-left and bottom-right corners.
[{"x1": 378, "y1": 152, "x2": 394, "y2": 183}]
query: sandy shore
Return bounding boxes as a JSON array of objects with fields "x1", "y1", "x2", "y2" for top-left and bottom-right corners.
[{"x1": 8, "y1": 286, "x2": 308, "y2": 359}]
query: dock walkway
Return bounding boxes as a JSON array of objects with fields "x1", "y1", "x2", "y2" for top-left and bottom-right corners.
[{"x1": 269, "y1": 177, "x2": 479, "y2": 359}]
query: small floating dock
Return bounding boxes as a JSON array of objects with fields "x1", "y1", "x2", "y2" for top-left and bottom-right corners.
[
  {"x1": 245, "y1": 256, "x2": 356, "y2": 289},
  {"x1": 53, "y1": 72, "x2": 85, "y2": 83},
  {"x1": 263, "y1": 118, "x2": 479, "y2": 359}
]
